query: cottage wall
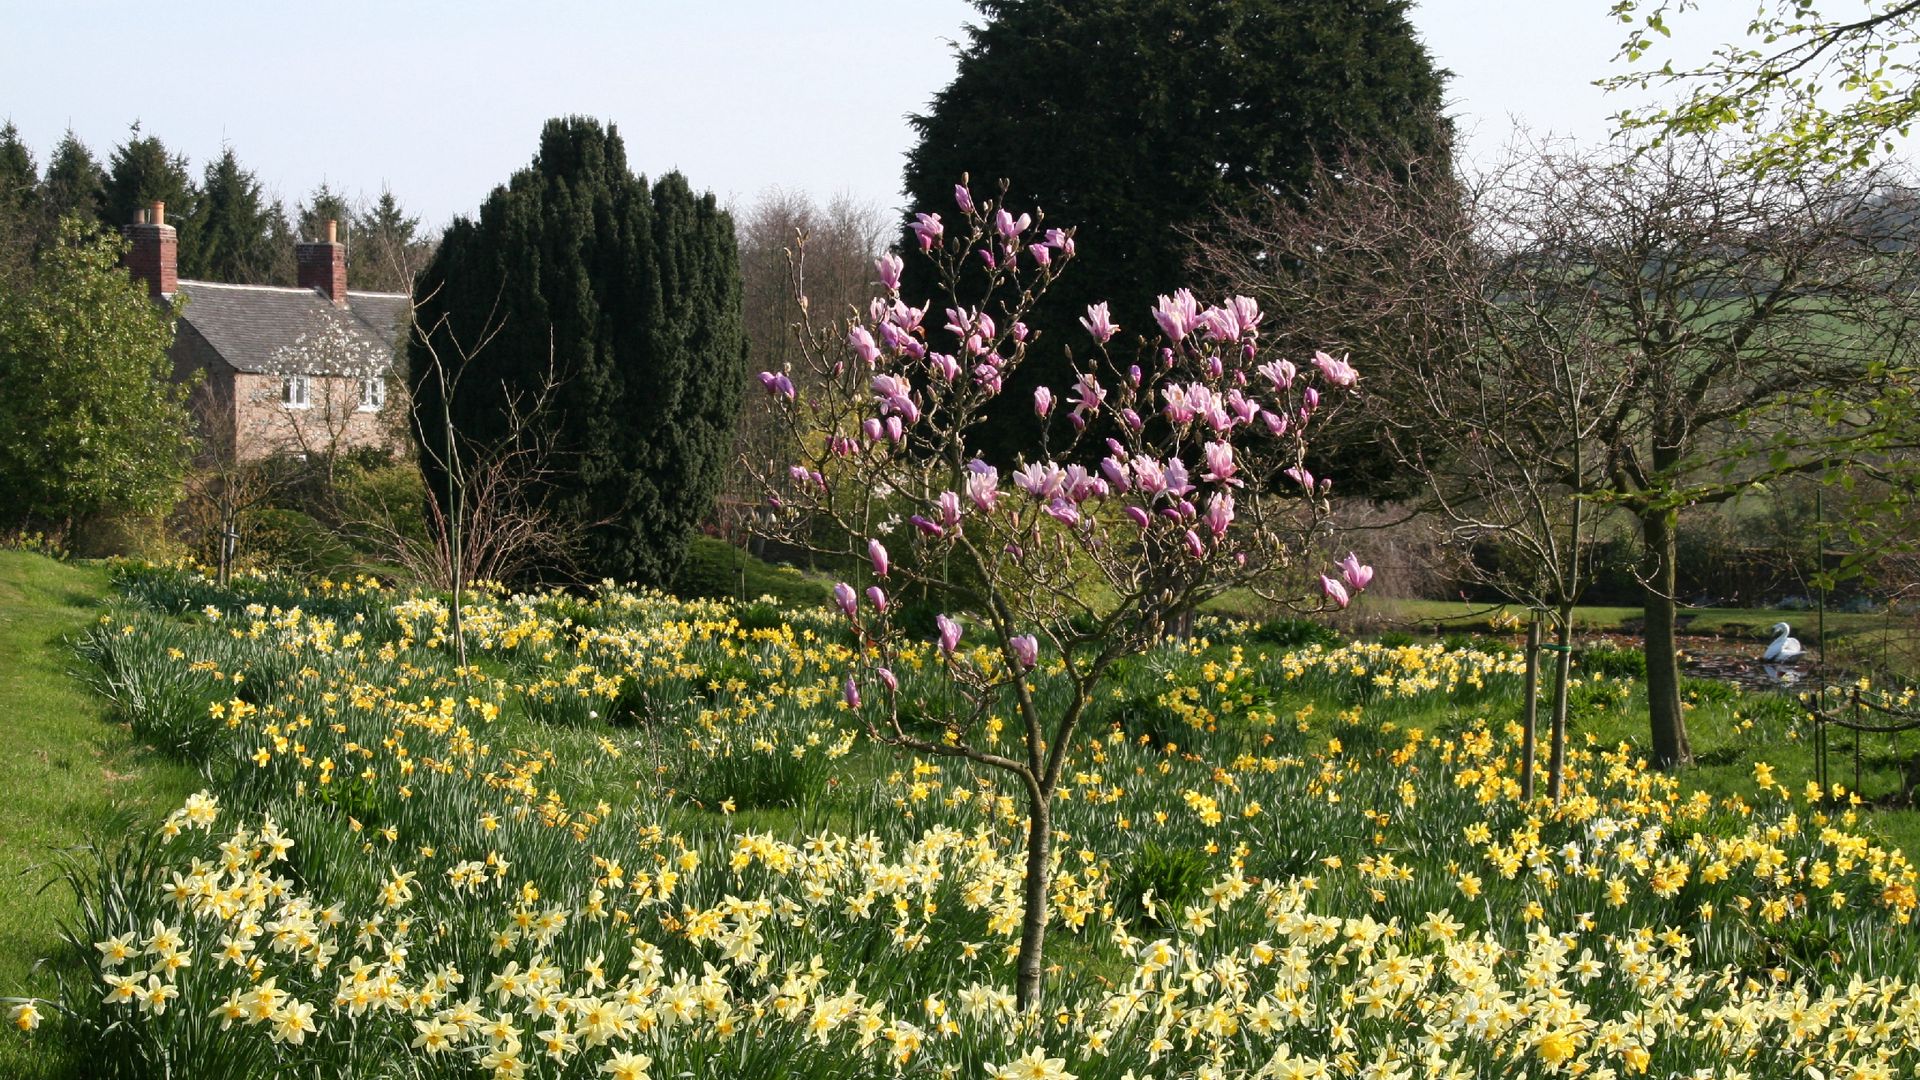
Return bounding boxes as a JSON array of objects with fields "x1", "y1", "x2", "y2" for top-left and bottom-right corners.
[{"x1": 230, "y1": 371, "x2": 405, "y2": 462}]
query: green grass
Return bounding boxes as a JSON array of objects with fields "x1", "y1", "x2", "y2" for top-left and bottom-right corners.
[{"x1": 0, "y1": 553, "x2": 200, "y2": 1079}]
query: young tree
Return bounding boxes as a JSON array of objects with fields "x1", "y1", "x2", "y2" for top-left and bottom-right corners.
[
  {"x1": 414, "y1": 118, "x2": 743, "y2": 586},
  {"x1": 185, "y1": 146, "x2": 289, "y2": 285},
  {"x1": 748, "y1": 181, "x2": 1372, "y2": 1009},
  {"x1": 0, "y1": 218, "x2": 192, "y2": 533},
  {"x1": 900, "y1": 0, "x2": 1451, "y2": 467}
]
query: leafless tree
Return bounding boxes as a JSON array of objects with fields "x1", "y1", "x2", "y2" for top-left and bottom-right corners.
[
  {"x1": 724, "y1": 189, "x2": 890, "y2": 558},
  {"x1": 1208, "y1": 135, "x2": 1920, "y2": 771}
]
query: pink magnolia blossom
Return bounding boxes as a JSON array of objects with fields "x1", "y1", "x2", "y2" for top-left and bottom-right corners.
[
  {"x1": 1163, "y1": 457, "x2": 1194, "y2": 497},
  {"x1": 1261, "y1": 411, "x2": 1289, "y2": 437},
  {"x1": 1202, "y1": 441, "x2": 1237, "y2": 485},
  {"x1": 1009, "y1": 634, "x2": 1039, "y2": 670},
  {"x1": 757, "y1": 371, "x2": 795, "y2": 400},
  {"x1": 1099, "y1": 456, "x2": 1131, "y2": 494},
  {"x1": 844, "y1": 675, "x2": 862, "y2": 708},
  {"x1": 1312, "y1": 350, "x2": 1358, "y2": 387},
  {"x1": 1321, "y1": 575, "x2": 1351, "y2": 609},
  {"x1": 866, "y1": 585, "x2": 889, "y2": 613},
  {"x1": 1256, "y1": 359, "x2": 1296, "y2": 392},
  {"x1": 1339, "y1": 552, "x2": 1374, "y2": 592},
  {"x1": 994, "y1": 208, "x2": 1032, "y2": 238},
  {"x1": 876, "y1": 253, "x2": 904, "y2": 293},
  {"x1": 935, "y1": 491, "x2": 963, "y2": 533},
  {"x1": 848, "y1": 326, "x2": 881, "y2": 367},
  {"x1": 909, "y1": 515, "x2": 944, "y2": 538},
  {"x1": 954, "y1": 184, "x2": 975, "y2": 213},
  {"x1": 928, "y1": 352, "x2": 961, "y2": 382},
  {"x1": 876, "y1": 666, "x2": 898, "y2": 692},
  {"x1": 1080, "y1": 302, "x2": 1119, "y2": 343},
  {"x1": 910, "y1": 212, "x2": 944, "y2": 251},
  {"x1": 1033, "y1": 386, "x2": 1054, "y2": 417},
  {"x1": 1284, "y1": 465, "x2": 1314, "y2": 490},
  {"x1": 936, "y1": 614, "x2": 962, "y2": 655},
  {"x1": 1123, "y1": 505, "x2": 1152, "y2": 528},
  {"x1": 1152, "y1": 289, "x2": 1200, "y2": 343},
  {"x1": 868, "y1": 539, "x2": 890, "y2": 578},
  {"x1": 1183, "y1": 529, "x2": 1206, "y2": 559},
  {"x1": 1205, "y1": 492, "x2": 1234, "y2": 538},
  {"x1": 1045, "y1": 227, "x2": 1075, "y2": 256},
  {"x1": 833, "y1": 582, "x2": 858, "y2": 619},
  {"x1": 965, "y1": 461, "x2": 1001, "y2": 512}
]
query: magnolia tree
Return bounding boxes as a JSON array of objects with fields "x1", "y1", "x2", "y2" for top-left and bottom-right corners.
[{"x1": 747, "y1": 180, "x2": 1372, "y2": 1009}]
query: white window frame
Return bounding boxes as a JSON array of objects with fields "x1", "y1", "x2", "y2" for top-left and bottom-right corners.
[
  {"x1": 358, "y1": 376, "x2": 386, "y2": 412},
  {"x1": 283, "y1": 375, "x2": 311, "y2": 409}
]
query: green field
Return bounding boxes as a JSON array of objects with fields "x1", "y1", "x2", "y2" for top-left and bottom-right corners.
[{"x1": 0, "y1": 553, "x2": 200, "y2": 1078}]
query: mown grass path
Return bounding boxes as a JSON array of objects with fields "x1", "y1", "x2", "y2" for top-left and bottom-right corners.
[{"x1": 0, "y1": 553, "x2": 199, "y2": 1078}]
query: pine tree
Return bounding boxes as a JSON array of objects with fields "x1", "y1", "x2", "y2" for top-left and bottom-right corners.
[
  {"x1": 411, "y1": 117, "x2": 744, "y2": 585},
  {"x1": 39, "y1": 130, "x2": 106, "y2": 238},
  {"x1": 183, "y1": 146, "x2": 287, "y2": 284},
  {"x1": 105, "y1": 127, "x2": 198, "y2": 260},
  {"x1": 901, "y1": 0, "x2": 1451, "y2": 465},
  {"x1": 0, "y1": 123, "x2": 38, "y2": 282},
  {"x1": 298, "y1": 182, "x2": 353, "y2": 244},
  {"x1": 352, "y1": 188, "x2": 427, "y2": 293}
]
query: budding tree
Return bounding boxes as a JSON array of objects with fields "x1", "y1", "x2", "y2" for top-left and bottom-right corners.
[{"x1": 747, "y1": 180, "x2": 1372, "y2": 1010}]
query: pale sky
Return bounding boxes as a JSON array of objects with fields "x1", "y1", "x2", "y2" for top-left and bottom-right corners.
[{"x1": 0, "y1": 0, "x2": 1766, "y2": 229}]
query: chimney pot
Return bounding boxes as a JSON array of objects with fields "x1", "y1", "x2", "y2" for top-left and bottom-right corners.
[
  {"x1": 326, "y1": 219, "x2": 337, "y2": 244},
  {"x1": 123, "y1": 206, "x2": 177, "y2": 299}
]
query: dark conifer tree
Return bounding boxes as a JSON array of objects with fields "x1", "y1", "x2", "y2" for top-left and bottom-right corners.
[
  {"x1": 353, "y1": 188, "x2": 429, "y2": 293},
  {"x1": 298, "y1": 182, "x2": 353, "y2": 244},
  {"x1": 0, "y1": 123, "x2": 39, "y2": 281},
  {"x1": 39, "y1": 130, "x2": 106, "y2": 238},
  {"x1": 900, "y1": 0, "x2": 1452, "y2": 469},
  {"x1": 184, "y1": 146, "x2": 287, "y2": 284},
  {"x1": 105, "y1": 127, "x2": 198, "y2": 258},
  {"x1": 411, "y1": 117, "x2": 744, "y2": 585}
]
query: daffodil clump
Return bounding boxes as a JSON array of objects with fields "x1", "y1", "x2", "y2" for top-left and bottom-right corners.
[{"x1": 6, "y1": 562, "x2": 1918, "y2": 1079}]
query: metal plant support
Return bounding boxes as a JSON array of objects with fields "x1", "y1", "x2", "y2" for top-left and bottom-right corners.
[{"x1": 1810, "y1": 687, "x2": 1920, "y2": 802}]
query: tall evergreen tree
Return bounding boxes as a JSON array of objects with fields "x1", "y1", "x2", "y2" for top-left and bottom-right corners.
[
  {"x1": 901, "y1": 0, "x2": 1451, "y2": 465},
  {"x1": 411, "y1": 117, "x2": 744, "y2": 585},
  {"x1": 353, "y1": 188, "x2": 429, "y2": 293},
  {"x1": 39, "y1": 130, "x2": 106, "y2": 238},
  {"x1": 183, "y1": 146, "x2": 287, "y2": 284},
  {"x1": 0, "y1": 122, "x2": 38, "y2": 282},
  {"x1": 298, "y1": 181, "x2": 353, "y2": 244},
  {"x1": 104, "y1": 127, "x2": 198, "y2": 252}
]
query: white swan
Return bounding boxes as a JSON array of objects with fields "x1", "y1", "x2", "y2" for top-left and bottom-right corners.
[{"x1": 1763, "y1": 622, "x2": 1803, "y2": 662}]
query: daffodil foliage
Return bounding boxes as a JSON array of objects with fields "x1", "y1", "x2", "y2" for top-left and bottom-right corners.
[{"x1": 7, "y1": 563, "x2": 1919, "y2": 1078}]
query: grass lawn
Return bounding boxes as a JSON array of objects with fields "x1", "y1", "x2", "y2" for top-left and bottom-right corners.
[{"x1": 0, "y1": 553, "x2": 200, "y2": 1079}]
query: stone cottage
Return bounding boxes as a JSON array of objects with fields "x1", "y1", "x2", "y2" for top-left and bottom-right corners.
[{"x1": 123, "y1": 201, "x2": 410, "y2": 462}]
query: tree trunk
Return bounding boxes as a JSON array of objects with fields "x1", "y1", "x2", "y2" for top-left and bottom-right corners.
[
  {"x1": 1641, "y1": 508, "x2": 1691, "y2": 769},
  {"x1": 1548, "y1": 606, "x2": 1574, "y2": 800},
  {"x1": 1014, "y1": 782, "x2": 1052, "y2": 1012},
  {"x1": 1521, "y1": 612, "x2": 1541, "y2": 801}
]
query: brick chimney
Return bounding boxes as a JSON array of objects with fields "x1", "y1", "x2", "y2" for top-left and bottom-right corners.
[
  {"x1": 296, "y1": 219, "x2": 348, "y2": 305},
  {"x1": 123, "y1": 201, "x2": 176, "y2": 299}
]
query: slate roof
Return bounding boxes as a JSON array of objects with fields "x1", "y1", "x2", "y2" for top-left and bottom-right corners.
[{"x1": 171, "y1": 281, "x2": 409, "y2": 376}]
